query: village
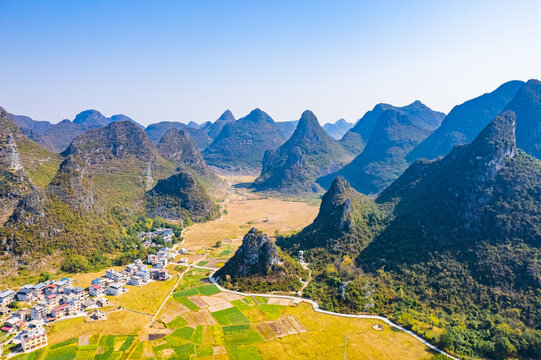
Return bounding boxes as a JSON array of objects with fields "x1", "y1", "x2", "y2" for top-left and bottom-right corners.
[{"x1": 0, "y1": 228, "x2": 189, "y2": 355}]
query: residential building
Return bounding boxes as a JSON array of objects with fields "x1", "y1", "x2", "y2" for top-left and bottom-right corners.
[
  {"x1": 0, "y1": 289, "x2": 16, "y2": 307},
  {"x1": 17, "y1": 285, "x2": 37, "y2": 302},
  {"x1": 107, "y1": 283, "x2": 126, "y2": 296},
  {"x1": 96, "y1": 298, "x2": 110, "y2": 308},
  {"x1": 81, "y1": 299, "x2": 96, "y2": 310},
  {"x1": 91, "y1": 310, "x2": 106, "y2": 321},
  {"x1": 150, "y1": 268, "x2": 171, "y2": 281},
  {"x1": 89, "y1": 284, "x2": 104, "y2": 297},
  {"x1": 180, "y1": 248, "x2": 189, "y2": 255},
  {"x1": 51, "y1": 303, "x2": 70, "y2": 318},
  {"x1": 147, "y1": 254, "x2": 158, "y2": 265},
  {"x1": 21, "y1": 325, "x2": 47, "y2": 352},
  {"x1": 30, "y1": 304, "x2": 48, "y2": 321}
]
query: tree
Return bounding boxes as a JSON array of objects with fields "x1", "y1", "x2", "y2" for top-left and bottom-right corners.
[
  {"x1": 61, "y1": 255, "x2": 89, "y2": 273},
  {"x1": 38, "y1": 272, "x2": 54, "y2": 282},
  {"x1": 215, "y1": 240, "x2": 222, "y2": 248}
]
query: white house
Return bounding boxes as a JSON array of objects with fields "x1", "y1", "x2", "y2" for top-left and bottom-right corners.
[{"x1": 0, "y1": 290, "x2": 15, "y2": 307}]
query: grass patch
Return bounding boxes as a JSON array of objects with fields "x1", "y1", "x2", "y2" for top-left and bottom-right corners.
[
  {"x1": 196, "y1": 261, "x2": 209, "y2": 267},
  {"x1": 74, "y1": 348, "x2": 96, "y2": 360},
  {"x1": 50, "y1": 338, "x2": 77, "y2": 349},
  {"x1": 254, "y1": 296, "x2": 268, "y2": 304},
  {"x1": 196, "y1": 284, "x2": 220, "y2": 296},
  {"x1": 227, "y1": 344, "x2": 263, "y2": 360},
  {"x1": 173, "y1": 288, "x2": 198, "y2": 297},
  {"x1": 44, "y1": 344, "x2": 77, "y2": 360},
  {"x1": 211, "y1": 307, "x2": 250, "y2": 325},
  {"x1": 114, "y1": 277, "x2": 177, "y2": 314},
  {"x1": 173, "y1": 343, "x2": 195, "y2": 358},
  {"x1": 175, "y1": 296, "x2": 200, "y2": 311},
  {"x1": 165, "y1": 334, "x2": 186, "y2": 347},
  {"x1": 191, "y1": 326, "x2": 204, "y2": 344},
  {"x1": 232, "y1": 299, "x2": 251, "y2": 312},
  {"x1": 222, "y1": 324, "x2": 252, "y2": 335},
  {"x1": 195, "y1": 344, "x2": 214, "y2": 357},
  {"x1": 171, "y1": 326, "x2": 195, "y2": 341},
  {"x1": 167, "y1": 316, "x2": 189, "y2": 330},
  {"x1": 119, "y1": 335, "x2": 136, "y2": 351},
  {"x1": 258, "y1": 304, "x2": 286, "y2": 320}
]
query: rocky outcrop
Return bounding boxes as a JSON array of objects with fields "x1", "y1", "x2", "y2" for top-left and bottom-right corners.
[
  {"x1": 219, "y1": 227, "x2": 280, "y2": 277},
  {"x1": 145, "y1": 169, "x2": 218, "y2": 221},
  {"x1": 282, "y1": 176, "x2": 383, "y2": 254},
  {"x1": 46, "y1": 155, "x2": 96, "y2": 213},
  {"x1": 376, "y1": 110, "x2": 539, "y2": 250},
  {"x1": 63, "y1": 121, "x2": 160, "y2": 164},
  {"x1": 145, "y1": 121, "x2": 213, "y2": 150},
  {"x1": 157, "y1": 128, "x2": 209, "y2": 174}
]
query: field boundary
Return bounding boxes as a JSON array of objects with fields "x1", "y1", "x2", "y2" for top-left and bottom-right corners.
[{"x1": 207, "y1": 269, "x2": 459, "y2": 360}]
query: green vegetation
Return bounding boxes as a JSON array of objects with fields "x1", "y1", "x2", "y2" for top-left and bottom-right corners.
[
  {"x1": 281, "y1": 113, "x2": 541, "y2": 359},
  {"x1": 175, "y1": 296, "x2": 200, "y2": 311},
  {"x1": 211, "y1": 307, "x2": 250, "y2": 325}
]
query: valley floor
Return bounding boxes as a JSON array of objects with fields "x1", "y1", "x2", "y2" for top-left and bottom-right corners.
[{"x1": 9, "y1": 178, "x2": 440, "y2": 360}]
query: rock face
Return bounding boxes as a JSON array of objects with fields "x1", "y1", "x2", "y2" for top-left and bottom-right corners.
[
  {"x1": 157, "y1": 128, "x2": 210, "y2": 174},
  {"x1": 319, "y1": 101, "x2": 445, "y2": 195},
  {"x1": 218, "y1": 227, "x2": 280, "y2": 278},
  {"x1": 253, "y1": 110, "x2": 352, "y2": 194},
  {"x1": 202, "y1": 108, "x2": 288, "y2": 172},
  {"x1": 505, "y1": 79, "x2": 541, "y2": 159},
  {"x1": 374, "y1": 110, "x2": 539, "y2": 255},
  {"x1": 145, "y1": 169, "x2": 217, "y2": 221},
  {"x1": 407, "y1": 80, "x2": 524, "y2": 162},
  {"x1": 323, "y1": 118, "x2": 354, "y2": 140},
  {"x1": 0, "y1": 107, "x2": 54, "y2": 223},
  {"x1": 46, "y1": 155, "x2": 96, "y2": 213},
  {"x1": 63, "y1": 121, "x2": 160, "y2": 164},
  {"x1": 285, "y1": 176, "x2": 383, "y2": 253}
]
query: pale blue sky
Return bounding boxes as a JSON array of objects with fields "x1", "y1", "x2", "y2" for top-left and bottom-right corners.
[{"x1": 1, "y1": 0, "x2": 540, "y2": 125}]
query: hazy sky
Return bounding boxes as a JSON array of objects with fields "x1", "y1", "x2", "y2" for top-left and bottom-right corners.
[{"x1": 1, "y1": 0, "x2": 540, "y2": 126}]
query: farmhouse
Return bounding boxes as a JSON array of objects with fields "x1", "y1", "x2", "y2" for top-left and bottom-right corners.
[{"x1": 21, "y1": 325, "x2": 47, "y2": 352}]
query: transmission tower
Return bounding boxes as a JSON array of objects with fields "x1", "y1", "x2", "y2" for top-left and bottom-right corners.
[
  {"x1": 146, "y1": 162, "x2": 153, "y2": 190},
  {"x1": 8, "y1": 135, "x2": 22, "y2": 171}
]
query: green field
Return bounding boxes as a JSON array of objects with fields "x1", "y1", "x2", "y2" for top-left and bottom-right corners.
[
  {"x1": 19, "y1": 261, "x2": 438, "y2": 360},
  {"x1": 14, "y1": 335, "x2": 137, "y2": 360}
]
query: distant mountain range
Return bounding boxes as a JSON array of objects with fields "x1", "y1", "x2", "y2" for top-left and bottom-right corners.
[
  {"x1": 318, "y1": 101, "x2": 445, "y2": 194},
  {"x1": 9, "y1": 109, "x2": 142, "y2": 153},
  {"x1": 406, "y1": 80, "x2": 524, "y2": 161},
  {"x1": 202, "y1": 109, "x2": 289, "y2": 172},
  {"x1": 323, "y1": 118, "x2": 354, "y2": 140}
]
